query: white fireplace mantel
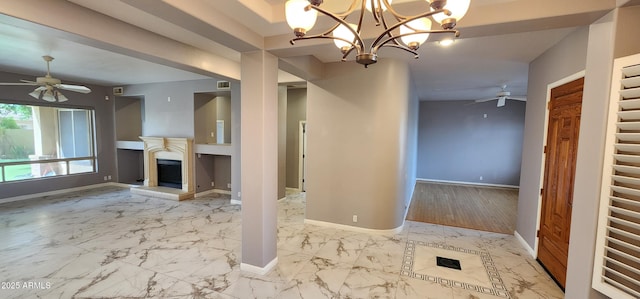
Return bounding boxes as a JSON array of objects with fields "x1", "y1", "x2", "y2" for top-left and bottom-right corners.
[{"x1": 131, "y1": 137, "x2": 194, "y2": 200}]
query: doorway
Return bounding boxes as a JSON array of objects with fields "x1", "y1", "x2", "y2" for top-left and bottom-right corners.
[
  {"x1": 298, "y1": 121, "x2": 307, "y2": 191},
  {"x1": 537, "y1": 77, "x2": 584, "y2": 289}
]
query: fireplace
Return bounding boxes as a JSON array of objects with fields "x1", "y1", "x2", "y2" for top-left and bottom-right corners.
[
  {"x1": 157, "y1": 159, "x2": 182, "y2": 189},
  {"x1": 130, "y1": 137, "x2": 194, "y2": 200}
]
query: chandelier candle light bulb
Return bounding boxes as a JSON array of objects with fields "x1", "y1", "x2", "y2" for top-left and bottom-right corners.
[{"x1": 285, "y1": 0, "x2": 470, "y2": 67}]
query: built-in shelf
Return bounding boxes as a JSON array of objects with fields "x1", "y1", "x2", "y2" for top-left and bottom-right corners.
[
  {"x1": 195, "y1": 143, "x2": 232, "y2": 156},
  {"x1": 116, "y1": 140, "x2": 144, "y2": 150}
]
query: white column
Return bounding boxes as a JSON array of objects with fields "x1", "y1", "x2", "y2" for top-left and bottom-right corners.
[{"x1": 240, "y1": 50, "x2": 279, "y2": 273}]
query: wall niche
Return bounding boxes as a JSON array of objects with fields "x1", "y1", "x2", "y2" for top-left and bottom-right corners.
[{"x1": 194, "y1": 92, "x2": 231, "y2": 145}]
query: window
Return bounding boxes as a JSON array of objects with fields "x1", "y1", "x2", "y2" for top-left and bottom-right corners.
[{"x1": 0, "y1": 103, "x2": 96, "y2": 182}]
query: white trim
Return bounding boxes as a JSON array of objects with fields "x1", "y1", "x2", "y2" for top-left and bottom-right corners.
[
  {"x1": 240, "y1": 257, "x2": 278, "y2": 275},
  {"x1": 195, "y1": 189, "x2": 232, "y2": 198},
  {"x1": 285, "y1": 187, "x2": 300, "y2": 192},
  {"x1": 278, "y1": 196, "x2": 287, "y2": 202},
  {"x1": 230, "y1": 199, "x2": 241, "y2": 205},
  {"x1": 515, "y1": 230, "x2": 536, "y2": 258},
  {"x1": 534, "y1": 70, "x2": 586, "y2": 255},
  {"x1": 304, "y1": 219, "x2": 404, "y2": 235},
  {"x1": 0, "y1": 182, "x2": 115, "y2": 205},
  {"x1": 212, "y1": 189, "x2": 232, "y2": 195},
  {"x1": 416, "y1": 178, "x2": 519, "y2": 189}
]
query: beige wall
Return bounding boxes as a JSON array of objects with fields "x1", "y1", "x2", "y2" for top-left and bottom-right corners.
[{"x1": 306, "y1": 59, "x2": 413, "y2": 230}]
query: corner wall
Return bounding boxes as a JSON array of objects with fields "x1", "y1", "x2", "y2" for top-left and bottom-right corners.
[{"x1": 306, "y1": 59, "x2": 413, "y2": 230}]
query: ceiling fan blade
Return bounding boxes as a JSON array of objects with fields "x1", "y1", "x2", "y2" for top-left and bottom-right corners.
[
  {"x1": 57, "y1": 84, "x2": 91, "y2": 94},
  {"x1": 508, "y1": 96, "x2": 527, "y2": 102},
  {"x1": 0, "y1": 82, "x2": 39, "y2": 86},
  {"x1": 20, "y1": 79, "x2": 37, "y2": 84},
  {"x1": 475, "y1": 98, "x2": 497, "y2": 103}
]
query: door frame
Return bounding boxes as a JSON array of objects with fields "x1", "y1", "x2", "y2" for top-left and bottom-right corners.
[{"x1": 533, "y1": 70, "x2": 585, "y2": 256}]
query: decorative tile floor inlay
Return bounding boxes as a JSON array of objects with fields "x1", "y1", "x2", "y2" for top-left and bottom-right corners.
[{"x1": 402, "y1": 240, "x2": 511, "y2": 298}]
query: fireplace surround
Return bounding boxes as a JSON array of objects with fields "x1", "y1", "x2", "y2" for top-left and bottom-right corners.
[{"x1": 130, "y1": 137, "x2": 194, "y2": 200}]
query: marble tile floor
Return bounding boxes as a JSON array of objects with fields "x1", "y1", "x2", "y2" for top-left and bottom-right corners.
[{"x1": 0, "y1": 186, "x2": 564, "y2": 298}]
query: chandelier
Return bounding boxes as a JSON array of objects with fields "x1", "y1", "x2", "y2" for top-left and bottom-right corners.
[{"x1": 285, "y1": 0, "x2": 470, "y2": 67}]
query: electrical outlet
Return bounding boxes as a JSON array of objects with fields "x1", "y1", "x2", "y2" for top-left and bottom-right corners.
[
  {"x1": 210, "y1": 132, "x2": 215, "y2": 137},
  {"x1": 107, "y1": 175, "x2": 112, "y2": 180},
  {"x1": 103, "y1": 176, "x2": 108, "y2": 181},
  {"x1": 227, "y1": 183, "x2": 231, "y2": 189},
  {"x1": 167, "y1": 96, "x2": 171, "y2": 102},
  {"x1": 211, "y1": 181, "x2": 215, "y2": 187},
  {"x1": 480, "y1": 176, "x2": 483, "y2": 181},
  {"x1": 238, "y1": 192, "x2": 241, "y2": 197},
  {"x1": 352, "y1": 215, "x2": 358, "y2": 223}
]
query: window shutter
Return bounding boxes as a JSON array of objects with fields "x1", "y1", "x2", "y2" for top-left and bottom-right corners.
[{"x1": 593, "y1": 53, "x2": 640, "y2": 299}]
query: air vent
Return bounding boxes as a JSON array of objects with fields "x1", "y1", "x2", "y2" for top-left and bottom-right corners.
[
  {"x1": 217, "y1": 81, "x2": 230, "y2": 90},
  {"x1": 113, "y1": 87, "x2": 124, "y2": 95}
]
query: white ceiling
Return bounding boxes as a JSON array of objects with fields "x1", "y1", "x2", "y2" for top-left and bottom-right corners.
[{"x1": 0, "y1": 0, "x2": 616, "y2": 101}]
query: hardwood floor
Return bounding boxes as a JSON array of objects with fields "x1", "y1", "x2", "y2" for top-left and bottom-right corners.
[{"x1": 406, "y1": 181, "x2": 518, "y2": 234}]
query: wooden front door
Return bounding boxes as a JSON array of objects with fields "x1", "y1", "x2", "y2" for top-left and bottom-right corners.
[{"x1": 538, "y1": 77, "x2": 584, "y2": 288}]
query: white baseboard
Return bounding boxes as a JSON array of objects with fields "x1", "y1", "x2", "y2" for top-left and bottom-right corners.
[
  {"x1": 278, "y1": 196, "x2": 287, "y2": 202},
  {"x1": 240, "y1": 257, "x2": 278, "y2": 275},
  {"x1": 304, "y1": 219, "x2": 404, "y2": 235},
  {"x1": 230, "y1": 199, "x2": 241, "y2": 205},
  {"x1": 0, "y1": 182, "x2": 117, "y2": 205},
  {"x1": 416, "y1": 178, "x2": 519, "y2": 189},
  {"x1": 515, "y1": 230, "x2": 536, "y2": 258},
  {"x1": 285, "y1": 187, "x2": 300, "y2": 192},
  {"x1": 195, "y1": 189, "x2": 232, "y2": 198}
]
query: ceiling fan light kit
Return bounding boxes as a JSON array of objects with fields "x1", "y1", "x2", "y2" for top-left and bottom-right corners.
[
  {"x1": 0, "y1": 55, "x2": 91, "y2": 103},
  {"x1": 285, "y1": 0, "x2": 470, "y2": 67}
]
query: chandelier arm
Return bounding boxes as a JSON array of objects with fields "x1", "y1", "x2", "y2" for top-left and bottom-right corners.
[
  {"x1": 381, "y1": 0, "x2": 451, "y2": 20},
  {"x1": 291, "y1": 35, "x2": 362, "y2": 54},
  {"x1": 370, "y1": 9, "x2": 450, "y2": 49},
  {"x1": 328, "y1": 0, "x2": 361, "y2": 18},
  {"x1": 376, "y1": 4, "x2": 400, "y2": 47},
  {"x1": 372, "y1": 29, "x2": 459, "y2": 55},
  {"x1": 341, "y1": 47, "x2": 357, "y2": 62},
  {"x1": 370, "y1": 0, "x2": 381, "y2": 25},
  {"x1": 378, "y1": 43, "x2": 420, "y2": 58},
  {"x1": 308, "y1": 5, "x2": 366, "y2": 52}
]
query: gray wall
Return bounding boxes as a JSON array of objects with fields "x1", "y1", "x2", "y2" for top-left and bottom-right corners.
[
  {"x1": 286, "y1": 88, "x2": 307, "y2": 189},
  {"x1": 120, "y1": 79, "x2": 220, "y2": 138},
  {"x1": 0, "y1": 70, "x2": 116, "y2": 199},
  {"x1": 306, "y1": 59, "x2": 415, "y2": 230},
  {"x1": 416, "y1": 100, "x2": 526, "y2": 186}
]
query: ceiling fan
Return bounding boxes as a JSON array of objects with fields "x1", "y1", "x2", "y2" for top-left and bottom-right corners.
[
  {"x1": 475, "y1": 85, "x2": 526, "y2": 107},
  {"x1": 0, "y1": 55, "x2": 91, "y2": 102}
]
